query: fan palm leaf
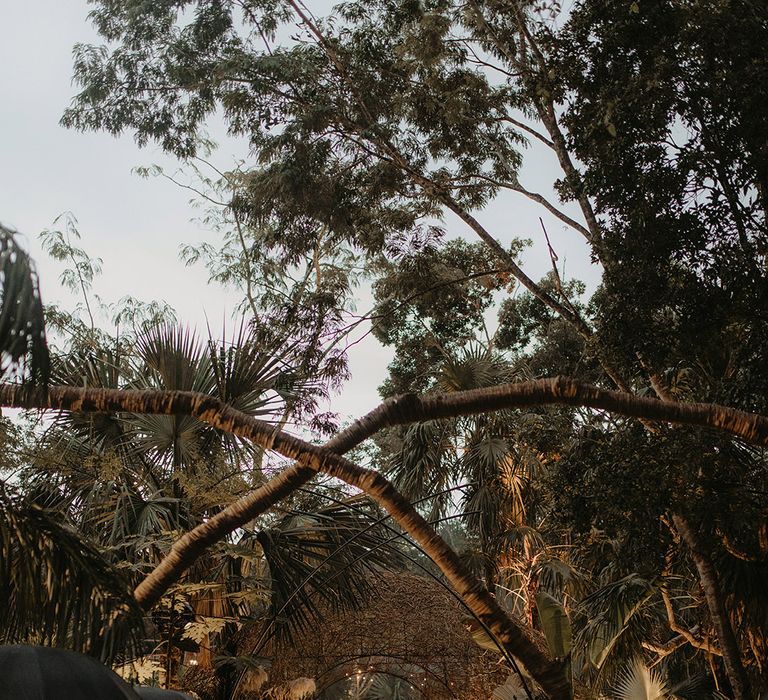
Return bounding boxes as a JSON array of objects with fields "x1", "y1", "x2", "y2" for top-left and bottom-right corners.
[
  {"x1": 613, "y1": 658, "x2": 668, "y2": 700},
  {"x1": 438, "y1": 345, "x2": 517, "y2": 393},
  {"x1": 387, "y1": 419, "x2": 454, "y2": 510},
  {"x1": 128, "y1": 322, "x2": 306, "y2": 471},
  {"x1": 574, "y1": 574, "x2": 659, "y2": 679},
  {"x1": 252, "y1": 500, "x2": 403, "y2": 645},
  {"x1": 128, "y1": 324, "x2": 213, "y2": 470}
]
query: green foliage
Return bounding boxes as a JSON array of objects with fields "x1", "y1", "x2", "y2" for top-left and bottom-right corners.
[
  {"x1": 536, "y1": 590, "x2": 572, "y2": 660},
  {"x1": 554, "y1": 0, "x2": 768, "y2": 405},
  {"x1": 0, "y1": 224, "x2": 49, "y2": 387},
  {"x1": 24, "y1": 0, "x2": 768, "y2": 693},
  {"x1": 40, "y1": 213, "x2": 103, "y2": 330},
  {"x1": 253, "y1": 498, "x2": 405, "y2": 645}
]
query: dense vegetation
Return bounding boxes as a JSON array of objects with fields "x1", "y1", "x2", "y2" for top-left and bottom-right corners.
[{"x1": 1, "y1": 1, "x2": 767, "y2": 698}]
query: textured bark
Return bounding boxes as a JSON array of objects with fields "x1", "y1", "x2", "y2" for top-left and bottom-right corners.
[
  {"x1": 134, "y1": 397, "x2": 421, "y2": 611},
  {"x1": 377, "y1": 377, "x2": 768, "y2": 445},
  {"x1": 673, "y1": 514, "x2": 751, "y2": 700},
  {"x1": 3, "y1": 378, "x2": 768, "y2": 450}
]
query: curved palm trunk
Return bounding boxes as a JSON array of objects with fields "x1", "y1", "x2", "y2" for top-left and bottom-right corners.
[
  {"x1": 2, "y1": 377, "x2": 767, "y2": 445},
  {"x1": 4, "y1": 379, "x2": 768, "y2": 696},
  {"x1": 0, "y1": 382, "x2": 578, "y2": 698},
  {"x1": 672, "y1": 514, "x2": 751, "y2": 700}
]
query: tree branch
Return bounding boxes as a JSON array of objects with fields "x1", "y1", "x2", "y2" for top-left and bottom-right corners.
[
  {"x1": 660, "y1": 586, "x2": 722, "y2": 657},
  {"x1": 457, "y1": 173, "x2": 591, "y2": 239},
  {"x1": 672, "y1": 514, "x2": 751, "y2": 699},
  {"x1": 2, "y1": 377, "x2": 768, "y2": 606},
  {"x1": 497, "y1": 115, "x2": 555, "y2": 150},
  {"x1": 4, "y1": 377, "x2": 768, "y2": 468}
]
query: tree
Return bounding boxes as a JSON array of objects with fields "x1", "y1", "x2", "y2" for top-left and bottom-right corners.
[
  {"x1": 0, "y1": 224, "x2": 142, "y2": 659},
  {"x1": 3, "y1": 0, "x2": 765, "y2": 697}
]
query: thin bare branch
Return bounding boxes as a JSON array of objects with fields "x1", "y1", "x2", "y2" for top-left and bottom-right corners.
[
  {"x1": 660, "y1": 587, "x2": 721, "y2": 656},
  {"x1": 497, "y1": 115, "x2": 555, "y2": 149}
]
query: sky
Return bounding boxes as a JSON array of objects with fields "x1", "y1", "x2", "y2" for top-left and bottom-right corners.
[{"x1": 0, "y1": 0, "x2": 601, "y2": 423}]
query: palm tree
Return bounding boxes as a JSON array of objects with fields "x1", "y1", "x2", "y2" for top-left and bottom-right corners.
[
  {"x1": 24, "y1": 318, "x2": 407, "y2": 691},
  {"x1": 0, "y1": 486, "x2": 142, "y2": 660},
  {"x1": 0, "y1": 223, "x2": 141, "y2": 660},
  {"x1": 0, "y1": 224, "x2": 49, "y2": 385}
]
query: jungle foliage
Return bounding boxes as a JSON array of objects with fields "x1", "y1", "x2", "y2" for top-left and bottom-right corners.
[{"x1": 1, "y1": 0, "x2": 767, "y2": 698}]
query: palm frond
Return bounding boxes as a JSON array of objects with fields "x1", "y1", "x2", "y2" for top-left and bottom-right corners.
[
  {"x1": 94, "y1": 489, "x2": 182, "y2": 549},
  {"x1": 535, "y1": 590, "x2": 572, "y2": 660},
  {"x1": 134, "y1": 323, "x2": 213, "y2": 393},
  {"x1": 534, "y1": 555, "x2": 590, "y2": 600},
  {"x1": 0, "y1": 487, "x2": 143, "y2": 661},
  {"x1": 39, "y1": 344, "x2": 167, "y2": 496},
  {"x1": 366, "y1": 673, "x2": 420, "y2": 700},
  {"x1": 387, "y1": 420, "x2": 454, "y2": 508},
  {"x1": 493, "y1": 672, "x2": 529, "y2": 700},
  {"x1": 46, "y1": 347, "x2": 128, "y2": 454},
  {"x1": 613, "y1": 658, "x2": 668, "y2": 700},
  {"x1": 130, "y1": 322, "x2": 303, "y2": 469},
  {"x1": 575, "y1": 574, "x2": 659, "y2": 674},
  {"x1": 0, "y1": 224, "x2": 49, "y2": 386},
  {"x1": 253, "y1": 500, "x2": 403, "y2": 645},
  {"x1": 206, "y1": 320, "x2": 299, "y2": 463},
  {"x1": 208, "y1": 320, "x2": 289, "y2": 414},
  {"x1": 438, "y1": 345, "x2": 516, "y2": 392},
  {"x1": 128, "y1": 413, "x2": 210, "y2": 470}
]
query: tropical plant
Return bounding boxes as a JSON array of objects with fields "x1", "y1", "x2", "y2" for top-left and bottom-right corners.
[
  {"x1": 0, "y1": 224, "x2": 141, "y2": 660},
  {"x1": 0, "y1": 0, "x2": 766, "y2": 697},
  {"x1": 612, "y1": 659, "x2": 668, "y2": 700},
  {"x1": 0, "y1": 224, "x2": 49, "y2": 386}
]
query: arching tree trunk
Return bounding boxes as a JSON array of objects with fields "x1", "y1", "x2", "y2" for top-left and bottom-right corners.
[
  {"x1": 5, "y1": 379, "x2": 768, "y2": 697},
  {"x1": 4, "y1": 376, "x2": 767, "y2": 446},
  {"x1": 0, "y1": 383, "x2": 575, "y2": 696}
]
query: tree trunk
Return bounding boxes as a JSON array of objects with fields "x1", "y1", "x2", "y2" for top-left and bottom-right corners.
[
  {"x1": 5, "y1": 376, "x2": 767, "y2": 448},
  {"x1": 0, "y1": 383, "x2": 576, "y2": 696},
  {"x1": 673, "y1": 514, "x2": 751, "y2": 700}
]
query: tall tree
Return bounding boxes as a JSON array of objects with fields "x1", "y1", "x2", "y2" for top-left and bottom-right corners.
[{"x1": 34, "y1": 0, "x2": 768, "y2": 695}]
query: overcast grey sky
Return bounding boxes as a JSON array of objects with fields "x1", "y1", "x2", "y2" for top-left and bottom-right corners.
[{"x1": 0, "y1": 0, "x2": 600, "y2": 421}]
